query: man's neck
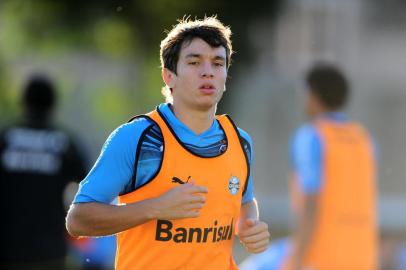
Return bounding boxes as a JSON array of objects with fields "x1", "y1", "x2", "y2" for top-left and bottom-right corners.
[
  {"x1": 22, "y1": 112, "x2": 51, "y2": 128},
  {"x1": 170, "y1": 103, "x2": 216, "y2": 135}
]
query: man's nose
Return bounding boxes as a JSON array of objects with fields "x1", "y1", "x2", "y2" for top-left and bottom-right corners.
[{"x1": 200, "y1": 62, "x2": 214, "y2": 78}]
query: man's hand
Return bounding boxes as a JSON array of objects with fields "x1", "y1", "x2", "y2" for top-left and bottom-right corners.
[
  {"x1": 149, "y1": 183, "x2": 208, "y2": 220},
  {"x1": 237, "y1": 218, "x2": 270, "y2": 253}
]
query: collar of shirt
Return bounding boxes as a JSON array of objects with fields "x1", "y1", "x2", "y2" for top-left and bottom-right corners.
[
  {"x1": 317, "y1": 111, "x2": 349, "y2": 123},
  {"x1": 157, "y1": 103, "x2": 223, "y2": 144}
]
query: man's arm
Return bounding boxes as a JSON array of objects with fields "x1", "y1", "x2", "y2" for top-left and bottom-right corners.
[
  {"x1": 236, "y1": 199, "x2": 270, "y2": 253},
  {"x1": 290, "y1": 193, "x2": 319, "y2": 270},
  {"x1": 65, "y1": 121, "x2": 140, "y2": 235},
  {"x1": 288, "y1": 124, "x2": 323, "y2": 269},
  {"x1": 66, "y1": 183, "x2": 208, "y2": 237},
  {"x1": 67, "y1": 201, "x2": 156, "y2": 237},
  {"x1": 235, "y1": 128, "x2": 269, "y2": 253}
]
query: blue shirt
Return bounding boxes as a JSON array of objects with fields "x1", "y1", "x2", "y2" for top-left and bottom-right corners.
[
  {"x1": 290, "y1": 112, "x2": 348, "y2": 195},
  {"x1": 74, "y1": 103, "x2": 255, "y2": 204}
]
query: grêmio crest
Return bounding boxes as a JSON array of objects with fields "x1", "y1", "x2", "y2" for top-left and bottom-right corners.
[{"x1": 228, "y1": 176, "x2": 240, "y2": 195}]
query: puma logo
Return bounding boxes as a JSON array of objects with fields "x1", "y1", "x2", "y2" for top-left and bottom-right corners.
[{"x1": 172, "y1": 176, "x2": 191, "y2": 185}]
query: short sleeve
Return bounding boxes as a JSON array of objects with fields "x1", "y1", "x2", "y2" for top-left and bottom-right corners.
[
  {"x1": 237, "y1": 127, "x2": 255, "y2": 204},
  {"x1": 289, "y1": 124, "x2": 323, "y2": 195},
  {"x1": 73, "y1": 118, "x2": 153, "y2": 204}
]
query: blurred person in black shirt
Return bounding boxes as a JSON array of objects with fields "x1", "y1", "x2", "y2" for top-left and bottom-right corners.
[{"x1": 0, "y1": 75, "x2": 87, "y2": 270}]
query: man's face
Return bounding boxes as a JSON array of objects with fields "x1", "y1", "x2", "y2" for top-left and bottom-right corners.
[{"x1": 167, "y1": 38, "x2": 227, "y2": 111}]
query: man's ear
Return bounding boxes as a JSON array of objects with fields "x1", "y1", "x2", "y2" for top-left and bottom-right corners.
[{"x1": 162, "y1": 68, "x2": 176, "y2": 89}]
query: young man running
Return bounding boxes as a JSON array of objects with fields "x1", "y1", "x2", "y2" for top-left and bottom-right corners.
[{"x1": 66, "y1": 17, "x2": 270, "y2": 270}]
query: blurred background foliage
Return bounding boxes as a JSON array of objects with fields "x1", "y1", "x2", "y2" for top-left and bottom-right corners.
[{"x1": 0, "y1": 0, "x2": 283, "y2": 140}]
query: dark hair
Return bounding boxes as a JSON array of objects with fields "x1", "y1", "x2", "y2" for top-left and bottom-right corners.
[
  {"x1": 160, "y1": 16, "x2": 233, "y2": 75},
  {"x1": 306, "y1": 62, "x2": 349, "y2": 110},
  {"x1": 23, "y1": 75, "x2": 56, "y2": 115}
]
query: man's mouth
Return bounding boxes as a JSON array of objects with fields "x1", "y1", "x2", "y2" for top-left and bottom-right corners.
[{"x1": 199, "y1": 84, "x2": 216, "y2": 94}]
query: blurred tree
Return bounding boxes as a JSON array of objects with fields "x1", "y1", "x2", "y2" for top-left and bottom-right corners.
[
  {"x1": 2, "y1": 1, "x2": 283, "y2": 64},
  {"x1": 0, "y1": 55, "x2": 14, "y2": 124},
  {"x1": 0, "y1": 0, "x2": 283, "y2": 113},
  {"x1": 0, "y1": 58, "x2": 6, "y2": 123}
]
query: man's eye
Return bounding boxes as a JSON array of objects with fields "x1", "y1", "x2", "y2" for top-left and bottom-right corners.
[
  {"x1": 188, "y1": 62, "x2": 198, "y2": 65},
  {"x1": 214, "y1": 62, "x2": 225, "y2": 67}
]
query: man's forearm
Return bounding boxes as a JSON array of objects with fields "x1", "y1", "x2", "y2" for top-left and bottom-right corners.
[
  {"x1": 236, "y1": 199, "x2": 259, "y2": 234},
  {"x1": 240, "y1": 199, "x2": 259, "y2": 220},
  {"x1": 66, "y1": 183, "x2": 208, "y2": 237},
  {"x1": 237, "y1": 199, "x2": 270, "y2": 253},
  {"x1": 66, "y1": 199, "x2": 158, "y2": 237},
  {"x1": 291, "y1": 195, "x2": 318, "y2": 269}
]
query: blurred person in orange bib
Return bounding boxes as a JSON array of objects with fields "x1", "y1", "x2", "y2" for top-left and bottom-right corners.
[
  {"x1": 240, "y1": 63, "x2": 378, "y2": 270},
  {"x1": 284, "y1": 63, "x2": 378, "y2": 270},
  {"x1": 66, "y1": 16, "x2": 270, "y2": 270}
]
